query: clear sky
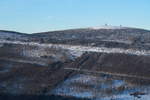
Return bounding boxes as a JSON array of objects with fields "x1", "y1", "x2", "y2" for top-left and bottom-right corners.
[{"x1": 0, "y1": 0, "x2": 150, "y2": 33}]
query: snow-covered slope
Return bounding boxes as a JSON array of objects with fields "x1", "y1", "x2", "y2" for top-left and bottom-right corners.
[
  {"x1": 32, "y1": 26, "x2": 150, "y2": 50},
  {"x1": 1, "y1": 27, "x2": 150, "y2": 99},
  {"x1": 1, "y1": 40, "x2": 150, "y2": 56}
]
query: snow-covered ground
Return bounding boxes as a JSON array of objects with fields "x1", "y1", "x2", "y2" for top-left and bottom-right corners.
[
  {"x1": 100, "y1": 39, "x2": 132, "y2": 44},
  {"x1": 51, "y1": 74, "x2": 150, "y2": 100},
  {"x1": 1, "y1": 40, "x2": 150, "y2": 56},
  {"x1": 89, "y1": 25, "x2": 127, "y2": 30}
]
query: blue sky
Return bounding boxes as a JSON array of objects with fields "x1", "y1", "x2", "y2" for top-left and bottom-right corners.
[{"x1": 0, "y1": 0, "x2": 150, "y2": 33}]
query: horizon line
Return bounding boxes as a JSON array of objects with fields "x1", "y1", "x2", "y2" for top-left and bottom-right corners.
[{"x1": 0, "y1": 25, "x2": 150, "y2": 34}]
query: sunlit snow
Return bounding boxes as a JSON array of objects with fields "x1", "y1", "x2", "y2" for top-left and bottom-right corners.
[{"x1": 1, "y1": 40, "x2": 150, "y2": 56}]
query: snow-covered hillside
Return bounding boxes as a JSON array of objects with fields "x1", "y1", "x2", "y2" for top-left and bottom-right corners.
[
  {"x1": 1, "y1": 27, "x2": 150, "y2": 100},
  {"x1": 1, "y1": 40, "x2": 150, "y2": 56}
]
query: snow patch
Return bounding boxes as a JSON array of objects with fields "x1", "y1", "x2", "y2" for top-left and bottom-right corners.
[{"x1": 51, "y1": 74, "x2": 150, "y2": 100}]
